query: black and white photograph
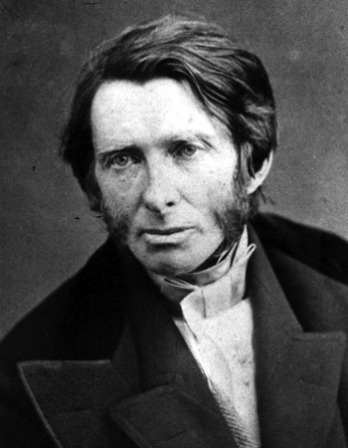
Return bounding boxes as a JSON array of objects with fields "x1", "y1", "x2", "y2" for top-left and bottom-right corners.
[{"x1": 1, "y1": 0, "x2": 348, "y2": 446}]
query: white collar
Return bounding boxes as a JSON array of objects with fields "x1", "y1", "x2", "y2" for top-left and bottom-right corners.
[{"x1": 148, "y1": 227, "x2": 256, "y2": 315}]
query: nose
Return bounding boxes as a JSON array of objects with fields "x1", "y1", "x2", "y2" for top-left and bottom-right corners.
[{"x1": 142, "y1": 161, "x2": 180, "y2": 214}]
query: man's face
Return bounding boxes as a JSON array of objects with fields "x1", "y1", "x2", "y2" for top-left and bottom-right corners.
[{"x1": 91, "y1": 78, "x2": 245, "y2": 276}]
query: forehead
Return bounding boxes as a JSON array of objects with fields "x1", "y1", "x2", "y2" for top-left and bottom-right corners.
[{"x1": 90, "y1": 78, "x2": 231, "y2": 148}]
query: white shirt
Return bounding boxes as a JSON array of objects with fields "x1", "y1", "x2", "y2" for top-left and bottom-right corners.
[{"x1": 149, "y1": 229, "x2": 260, "y2": 446}]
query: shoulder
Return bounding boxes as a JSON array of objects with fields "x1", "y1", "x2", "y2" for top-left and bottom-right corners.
[
  {"x1": 0, "y1": 239, "x2": 128, "y2": 362},
  {"x1": 251, "y1": 213, "x2": 348, "y2": 336},
  {"x1": 251, "y1": 213, "x2": 348, "y2": 286},
  {"x1": 0, "y1": 240, "x2": 129, "y2": 445}
]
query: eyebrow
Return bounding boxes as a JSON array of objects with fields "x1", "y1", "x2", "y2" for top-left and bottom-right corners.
[
  {"x1": 96, "y1": 131, "x2": 215, "y2": 160},
  {"x1": 163, "y1": 132, "x2": 214, "y2": 148}
]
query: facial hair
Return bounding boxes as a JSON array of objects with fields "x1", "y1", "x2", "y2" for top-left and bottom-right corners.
[
  {"x1": 99, "y1": 198, "x2": 130, "y2": 249},
  {"x1": 214, "y1": 172, "x2": 252, "y2": 250},
  {"x1": 97, "y1": 173, "x2": 251, "y2": 259}
]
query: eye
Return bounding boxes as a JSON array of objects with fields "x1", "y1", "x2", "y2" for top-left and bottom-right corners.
[
  {"x1": 109, "y1": 153, "x2": 136, "y2": 169},
  {"x1": 173, "y1": 143, "x2": 198, "y2": 159}
]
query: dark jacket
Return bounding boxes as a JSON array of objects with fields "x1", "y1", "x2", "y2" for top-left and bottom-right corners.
[{"x1": 0, "y1": 213, "x2": 348, "y2": 448}]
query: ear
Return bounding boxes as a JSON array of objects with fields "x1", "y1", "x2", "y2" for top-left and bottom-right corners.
[{"x1": 246, "y1": 152, "x2": 273, "y2": 195}]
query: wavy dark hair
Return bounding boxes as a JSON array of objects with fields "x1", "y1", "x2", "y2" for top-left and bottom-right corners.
[{"x1": 61, "y1": 15, "x2": 277, "y2": 213}]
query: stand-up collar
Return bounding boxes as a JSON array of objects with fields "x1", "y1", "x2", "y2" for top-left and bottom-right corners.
[{"x1": 148, "y1": 227, "x2": 255, "y2": 314}]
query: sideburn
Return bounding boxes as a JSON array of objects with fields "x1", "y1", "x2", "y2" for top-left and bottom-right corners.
[
  {"x1": 99, "y1": 197, "x2": 130, "y2": 249},
  {"x1": 214, "y1": 171, "x2": 251, "y2": 251},
  {"x1": 84, "y1": 162, "x2": 131, "y2": 249}
]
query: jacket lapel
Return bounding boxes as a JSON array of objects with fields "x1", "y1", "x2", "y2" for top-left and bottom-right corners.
[
  {"x1": 248, "y1": 227, "x2": 347, "y2": 448},
  {"x1": 18, "y1": 358, "x2": 136, "y2": 448}
]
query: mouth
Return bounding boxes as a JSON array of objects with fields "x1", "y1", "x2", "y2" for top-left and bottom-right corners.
[
  {"x1": 142, "y1": 227, "x2": 189, "y2": 235},
  {"x1": 141, "y1": 227, "x2": 194, "y2": 244}
]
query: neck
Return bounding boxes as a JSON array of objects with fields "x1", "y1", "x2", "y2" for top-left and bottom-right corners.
[
  {"x1": 191, "y1": 240, "x2": 229, "y2": 273},
  {"x1": 147, "y1": 226, "x2": 255, "y2": 308}
]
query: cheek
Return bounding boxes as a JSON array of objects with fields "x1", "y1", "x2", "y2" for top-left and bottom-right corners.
[
  {"x1": 99, "y1": 178, "x2": 141, "y2": 220},
  {"x1": 96, "y1": 167, "x2": 125, "y2": 200},
  {"x1": 199, "y1": 154, "x2": 236, "y2": 188},
  {"x1": 197, "y1": 170, "x2": 234, "y2": 205}
]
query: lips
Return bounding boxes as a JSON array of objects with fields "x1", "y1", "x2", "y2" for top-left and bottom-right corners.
[
  {"x1": 141, "y1": 227, "x2": 194, "y2": 244},
  {"x1": 142, "y1": 227, "x2": 189, "y2": 235}
]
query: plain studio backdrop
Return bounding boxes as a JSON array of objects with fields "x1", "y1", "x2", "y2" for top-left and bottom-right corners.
[{"x1": 1, "y1": 0, "x2": 348, "y2": 337}]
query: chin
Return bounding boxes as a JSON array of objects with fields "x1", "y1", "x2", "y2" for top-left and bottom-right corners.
[{"x1": 139, "y1": 254, "x2": 198, "y2": 277}]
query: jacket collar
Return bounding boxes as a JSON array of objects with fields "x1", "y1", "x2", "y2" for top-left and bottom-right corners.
[
  {"x1": 18, "y1": 227, "x2": 347, "y2": 448},
  {"x1": 248, "y1": 226, "x2": 347, "y2": 448}
]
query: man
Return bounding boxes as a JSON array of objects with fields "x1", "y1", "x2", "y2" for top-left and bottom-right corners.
[{"x1": 0, "y1": 15, "x2": 347, "y2": 448}]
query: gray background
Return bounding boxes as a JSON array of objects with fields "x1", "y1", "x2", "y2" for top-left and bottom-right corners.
[{"x1": 1, "y1": 0, "x2": 348, "y2": 337}]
